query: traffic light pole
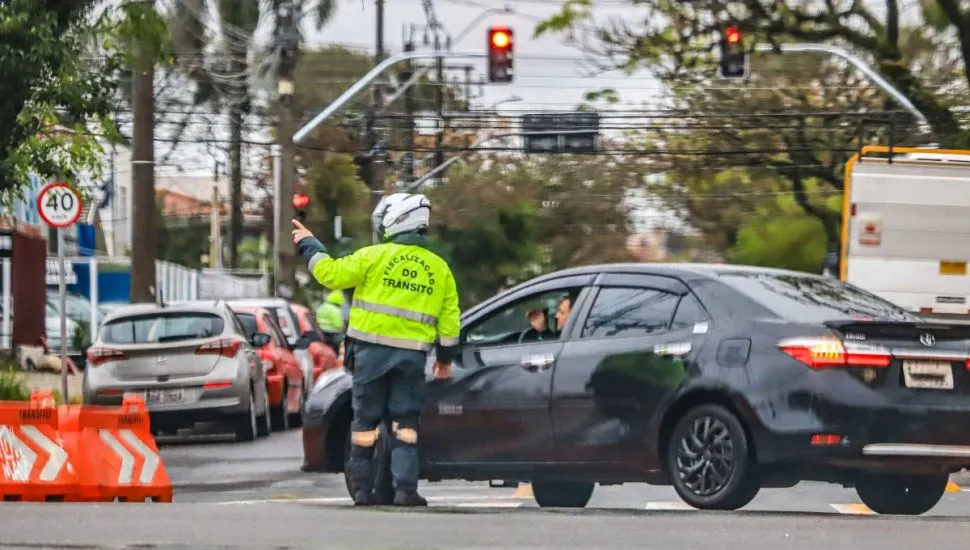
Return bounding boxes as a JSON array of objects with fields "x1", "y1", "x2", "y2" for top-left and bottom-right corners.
[
  {"x1": 755, "y1": 43, "x2": 930, "y2": 131},
  {"x1": 293, "y1": 51, "x2": 487, "y2": 144}
]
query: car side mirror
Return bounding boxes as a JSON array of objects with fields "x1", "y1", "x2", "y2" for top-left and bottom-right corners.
[{"x1": 250, "y1": 332, "x2": 271, "y2": 347}]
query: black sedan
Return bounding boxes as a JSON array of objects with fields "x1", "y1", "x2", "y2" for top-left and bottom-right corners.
[{"x1": 302, "y1": 263, "x2": 970, "y2": 514}]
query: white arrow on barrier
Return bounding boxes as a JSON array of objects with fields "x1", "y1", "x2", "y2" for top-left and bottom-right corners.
[
  {"x1": 118, "y1": 429, "x2": 159, "y2": 484},
  {"x1": 19, "y1": 425, "x2": 67, "y2": 481},
  {"x1": 98, "y1": 429, "x2": 134, "y2": 484},
  {"x1": 0, "y1": 425, "x2": 37, "y2": 482}
]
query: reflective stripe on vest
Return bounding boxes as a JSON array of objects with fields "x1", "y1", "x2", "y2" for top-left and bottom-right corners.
[
  {"x1": 346, "y1": 327, "x2": 433, "y2": 352},
  {"x1": 351, "y1": 298, "x2": 437, "y2": 326}
]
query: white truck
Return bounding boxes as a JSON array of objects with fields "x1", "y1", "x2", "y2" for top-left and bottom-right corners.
[{"x1": 839, "y1": 145, "x2": 970, "y2": 322}]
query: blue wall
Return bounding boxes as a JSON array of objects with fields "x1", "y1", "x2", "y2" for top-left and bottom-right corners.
[{"x1": 47, "y1": 261, "x2": 131, "y2": 303}]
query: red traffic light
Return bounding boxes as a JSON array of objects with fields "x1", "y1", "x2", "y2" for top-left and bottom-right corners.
[
  {"x1": 489, "y1": 27, "x2": 512, "y2": 49},
  {"x1": 725, "y1": 26, "x2": 742, "y2": 44},
  {"x1": 292, "y1": 193, "x2": 309, "y2": 209}
]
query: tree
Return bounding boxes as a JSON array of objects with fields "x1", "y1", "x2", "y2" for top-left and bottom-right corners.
[
  {"x1": 167, "y1": 0, "x2": 337, "y2": 269},
  {"x1": 536, "y1": 0, "x2": 970, "y2": 145},
  {"x1": 538, "y1": 1, "x2": 967, "y2": 264},
  {"x1": 0, "y1": 0, "x2": 127, "y2": 202},
  {"x1": 426, "y1": 150, "x2": 641, "y2": 306},
  {"x1": 154, "y1": 190, "x2": 209, "y2": 269}
]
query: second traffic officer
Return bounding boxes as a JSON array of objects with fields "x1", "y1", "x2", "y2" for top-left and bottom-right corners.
[{"x1": 291, "y1": 192, "x2": 460, "y2": 507}]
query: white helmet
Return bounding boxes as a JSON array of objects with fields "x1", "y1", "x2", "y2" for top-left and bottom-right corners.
[{"x1": 372, "y1": 192, "x2": 431, "y2": 239}]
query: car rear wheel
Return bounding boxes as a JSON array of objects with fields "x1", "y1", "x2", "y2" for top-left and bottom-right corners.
[
  {"x1": 342, "y1": 419, "x2": 394, "y2": 505},
  {"x1": 666, "y1": 403, "x2": 761, "y2": 510},
  {"x1": 234, "y1": 390, "x2": 258, "y2": 442},
  {"x1": 256, "y1": 384, "x2": 271, "y2": 438},
  {"x1": 271, "y1": 385, "x2": 290, "y2": 431},
  {"x1": 531, "y1": 481, "x2": 594, "y2": 508},
  {"x1": 855, "y1": 473, "x2": 948, "y2": 515},
  {"x1": 288, "y1": 382, "x2": 305, "y2": 428}
]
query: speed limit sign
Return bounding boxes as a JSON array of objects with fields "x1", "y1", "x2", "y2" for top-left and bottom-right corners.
[{"x1": 37, "y1": 182, "x2": 83, "y2": 229}]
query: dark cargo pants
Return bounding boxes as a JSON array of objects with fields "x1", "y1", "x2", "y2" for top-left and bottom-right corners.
[{"x1": 345, "y1": 341, "x2": 427, "y2": 494}]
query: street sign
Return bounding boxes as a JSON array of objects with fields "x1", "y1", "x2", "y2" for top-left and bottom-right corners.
[
  {"x1": 522, "y1": 112, "x2": 600, "y2": 154},
  {"x1": 36, "y1": 181, "x2": 82, "y2": 404},
  {"x1": 37, "y1": 182, "x2": 82, "y2": 229}
]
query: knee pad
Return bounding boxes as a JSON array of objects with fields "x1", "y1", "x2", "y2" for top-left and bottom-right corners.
[
  {"x1": 351, "y1": 427, "x2": 380, "y2": 448},
  {"x1": 391, "y1": 420, "x2": 418, "y2": 444}
]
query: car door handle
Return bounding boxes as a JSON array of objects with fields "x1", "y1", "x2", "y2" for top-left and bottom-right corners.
[
  {"x1": 653, "y1": 342, "x2": 692, "y2": 358},
  {"x1": 520, "y1": 354, "x2": 555, "y2": 372}
]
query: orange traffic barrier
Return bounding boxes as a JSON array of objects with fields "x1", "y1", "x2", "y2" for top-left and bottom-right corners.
[
  {"x1": 59, "y1": 394, "x2": 172, "y2": 503},
  {"x1": 337, "y1": 342, "x2": 345, "y2": 368},
  {"x1": 0, "y1": 390, "x2": 79, "y2": 501}
]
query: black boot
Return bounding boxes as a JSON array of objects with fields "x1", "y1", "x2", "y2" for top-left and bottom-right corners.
[
  {"x1": 393, "y1": 490, "x2": 428, "y2": 507},
  {"x1": 353, "y1": 490, "x2": 375, "y2": 506}
]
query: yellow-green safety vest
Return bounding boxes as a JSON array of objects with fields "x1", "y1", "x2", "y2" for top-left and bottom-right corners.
[{"x1": 308, "y1": 242, "x2": 460, "y2": 352}]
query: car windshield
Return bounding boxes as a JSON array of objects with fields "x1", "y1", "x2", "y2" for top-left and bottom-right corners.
[
  {"x1": 718, "y1": 271, "x2": 919, "y2": 323},
  {"x1": 101, "y1": 312, "x2": 225, "y2": 344},
  {"x1": 235, "y1": 312, "x2": 258, "y2": 340}
]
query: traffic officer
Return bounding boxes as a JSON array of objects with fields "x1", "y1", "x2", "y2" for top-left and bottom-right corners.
[
  {"x1": 291, "y1": 192, "x2": 460, "y2": 507},
  {"x1": 316, "y1": 290, "x2": 346, "y2": 353}
]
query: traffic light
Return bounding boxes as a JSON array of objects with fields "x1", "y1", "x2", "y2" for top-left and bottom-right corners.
[
  {"x1": 292, "y1": 193, "x2": 309, "y2": 221},
  {"x1": 718, "y1": 25, "x2": 748, "y2": 79},
  {"x1": 487, "y1": 27, "x2": 513, "y2": 83}
]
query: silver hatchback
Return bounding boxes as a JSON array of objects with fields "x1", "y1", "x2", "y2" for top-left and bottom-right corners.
[{"x1": 82, "y1": 301, "x2": 273, "y2": 442}]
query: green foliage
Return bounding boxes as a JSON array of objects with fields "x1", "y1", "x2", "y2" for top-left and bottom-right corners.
[
  {"x1": 0, "y1": 0, "x2": 133, "y2": 204},
  {"x1": 427, "y1": 153, "x2": 640, "y2": 306},
  {"x1": 0, "y1": 369, "x2": 29, "y2": 401},
  {"x1": 155, "y1": 191, "x2": 209, "y2": 269},
  {"x1": 70, "y1": 319, "x2": 91, "y2": 352}
]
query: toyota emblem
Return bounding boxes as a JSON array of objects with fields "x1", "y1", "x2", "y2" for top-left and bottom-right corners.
[{"x1": 920, "y1": 333, "x2": 936, "y2": 347}]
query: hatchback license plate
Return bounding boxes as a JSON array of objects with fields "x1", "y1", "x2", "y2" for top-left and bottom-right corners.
[
  {"x1": 902, "y1": 361, "x2": 954, "y2": 390},
  {"x1": 146, "y1": 388, "x2": 187, "y2": 405}
]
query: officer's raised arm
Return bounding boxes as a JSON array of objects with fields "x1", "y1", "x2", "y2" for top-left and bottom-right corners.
[
  {"x1": 292, "y1": 219, "x2": 370, "y2": 289},
  {"x1": 435, "y1": 270, "x2": 461, "y2": 364}
]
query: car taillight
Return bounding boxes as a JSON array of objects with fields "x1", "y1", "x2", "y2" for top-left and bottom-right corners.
[
  {"x1": 778, "y1": 337, "x2": 892, "y2": 369},
  {"x1": 86, "y1": 347, "x2": 127, "y2": 367},
  {"x1": 196, "y1": 338, "x2": 242, "y2": 358}
]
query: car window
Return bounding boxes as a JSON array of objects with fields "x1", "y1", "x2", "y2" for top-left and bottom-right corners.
[
  {"x1": 274, "y1": 307, "x2": 298, "y2": 342},
  {"x1": 718, "y1": 271, "x2": 918, "y2": 322},
  {"x1": 670, "y1": 293, "x2": 709, "y2": 331},
  {"x1": 262, "y1": 313, "x2": 287, "y2": 347},
  {"x1": 101, "y1": 312, "x2": 225, "y2": 344},
  {"x1": 582, "y1": 287, "x2": 679, "y2": 339},
  {"x1": 464, "y1": 287, "x2": 582, "y2": 346},
  {"x1": 235, "y1": 312, "x2": 258, "y2": 340}
]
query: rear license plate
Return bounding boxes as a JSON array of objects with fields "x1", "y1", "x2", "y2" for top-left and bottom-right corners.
[
  {"x1": 146, "y1": 388, "x2": 192, "y2": 405},
  {"x1": 902, "y1": 361, "x2": 954, "y2": 390}
]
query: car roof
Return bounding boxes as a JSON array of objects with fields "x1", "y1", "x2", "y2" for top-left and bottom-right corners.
[
  {"x1": 228, "y1": 298, "x2": 293, "y2": 310},
  {"x1": 525, "y1": 262, "x2": 829, "y2": 283},
  {"x1": 103, "y1": 301, "x2": 229, "y2": 323}
]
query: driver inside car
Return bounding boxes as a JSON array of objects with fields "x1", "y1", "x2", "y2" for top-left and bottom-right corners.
[{"x1": 519, "y1": 308, "x2": 556, "y2": 343}]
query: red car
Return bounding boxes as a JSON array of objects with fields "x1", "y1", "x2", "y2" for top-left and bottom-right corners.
[
  {"x1": 290, "y1": 304, "x2": 339, "y2": 383},
  {"x1": 231, "y1": 305, "x2": 305, "y2": 430}
]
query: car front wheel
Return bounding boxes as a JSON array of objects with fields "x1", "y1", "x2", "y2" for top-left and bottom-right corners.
[
  {"x1": 531, "y1": 481, "x2": 594, "y2": 508},
  {"x1": 855, "y1": 473, "x2": 948, "y2": 515},
  {"x1": 666, "y1": 403, "x2": 761, "y2": 510}
]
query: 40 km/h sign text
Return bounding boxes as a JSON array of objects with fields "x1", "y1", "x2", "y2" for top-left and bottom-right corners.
[{"x1": 37, "y1": 182, "x2": 83, "y2": 229}]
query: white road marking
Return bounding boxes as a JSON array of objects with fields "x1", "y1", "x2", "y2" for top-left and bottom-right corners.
[
  {"x1": 215, "y1": 494, "x2": 531, "y2": 506},
  {"x1": 119, "y1": 429, "x2": 159, "y2": 484},
  {"x1": 19, "y1": 425, "x2": 67, "y2": 482},
  {"x1": 99, "y1": 430, "x2": 134, "y2": 484},
  {"x1": 645, "y1": 501, "x2": 697, "y2": 511},
  {"x1": 830, "y1": 503, "x2": 875, "y2": 515}
]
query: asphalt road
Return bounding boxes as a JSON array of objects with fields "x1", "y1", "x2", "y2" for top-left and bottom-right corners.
[{"x1": 5, "y1": 427, "x2": 970, "y2": 548}]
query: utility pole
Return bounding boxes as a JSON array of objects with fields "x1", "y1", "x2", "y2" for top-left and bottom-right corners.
[
  {"x1": 402, "y1": 25, "x2": 416, "y2": 183},
  {"x1": 367, "y1": 0, "x2": 388, "y2": 243},
  {"x1": 129, "y1": 0, "x2": 157, "y2": 303},
  {"x1": 274, "y1": 0, "x2": 298, "y2": 298},
  {"x1": 433, "y1": 32, "x2": 445, "y2": 187}
]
